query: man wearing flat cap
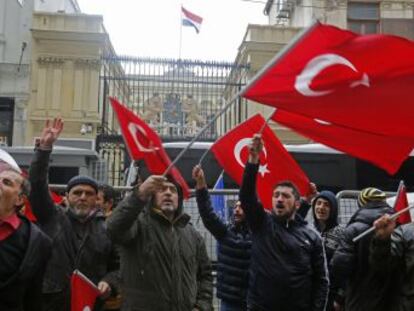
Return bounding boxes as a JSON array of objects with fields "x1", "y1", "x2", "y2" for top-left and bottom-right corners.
[{"x1": 28, "y1": 119, "x2": 119, "y2": 311}]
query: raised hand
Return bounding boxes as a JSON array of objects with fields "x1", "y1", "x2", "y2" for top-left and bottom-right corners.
[
  {"x1": 192, "y1": 165, "x2": 207, "y2": 189},
  {"x1": 39, "y1": 118, "x2": 64, "y2": 149},
  {"x1": 248, "y1": 133, "x2": 264, "y2": 164},
  {"x1": 137, "y1": 175, "x2": 166, "y2": 201},
  {"x1": 305, "y1": 182, "x2": 318, "y2": 203}
]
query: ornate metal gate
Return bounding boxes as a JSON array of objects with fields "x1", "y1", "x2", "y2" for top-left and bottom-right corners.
[{"x1": 96, "y1": 56, "x2": 248, "y2": 186}]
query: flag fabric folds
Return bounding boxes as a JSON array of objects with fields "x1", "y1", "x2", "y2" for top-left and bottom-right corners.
[
  {"x1": 181, "y1": 6, "x2": 203, "y2": 33},
  {"x1": 110, "y1": 97, "x2": 190, "y2": 198},
  {"x1": 71, "y1": 270, "x2": 100, "y2": 311},
  {"x1": 212, "y1": 172, "x2": 226, "y2": 221},
  {"x1": 242, "y1": 22, "x2": 414, "y2": 139},
  {"x1": 211, "y1": 114, "x2": 310, "y2": 209},
  {"x1": 394, "y1": 181, "x2": 411, "y2": 225},
  {"x1": 272, "y1": 110, "x2": 413, "y2": 175}
]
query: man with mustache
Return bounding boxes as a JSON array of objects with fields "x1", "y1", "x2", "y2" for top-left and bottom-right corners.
[
  {"x1": 239, "y1": 134, "x2": 329, "y2": 311},
  {"x1": 28, "y1": 119, "x2": 118, "y2": 311},
  {"x1": 107, "y1": 172, "x2": 213, "y2": 311},
  {"x1": 0, "y1": 151, "x2": 51, "y2": 311}
]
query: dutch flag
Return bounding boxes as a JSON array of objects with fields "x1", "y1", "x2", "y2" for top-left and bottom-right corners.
[{"x1": 181, "y1": 6, "x2": 203, "y2": 34}]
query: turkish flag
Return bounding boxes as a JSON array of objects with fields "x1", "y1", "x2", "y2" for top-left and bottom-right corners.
[
  {"x1": 110, "y1": 97, "x2": 190, "y2": 198},
  {"x1": 394, "y1": 181, "x2": 411, "y2": 225},
  {"x1": 71, "y1": 270, "x2": 100, "y2": 311},
  {"x1": 242, "y1": 22, "x2": 414, "y2": 139},
  {"x1": 211, "y1": 114, "x2": 310, "y2": 209},
  {"x1": 272, "y1": 110, "x2": 413, "y2": 175}
]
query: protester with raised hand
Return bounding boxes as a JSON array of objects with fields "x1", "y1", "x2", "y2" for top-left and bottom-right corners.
[
  {"x1": 107, "y1": 172, "x2": 213, "y2": 311},
  {"x1": 193, "y1": 164, "x2": 251, "y2": 311},
  {"x1": 0, "y1": 157, "x2": 51, "y2": 311},
  {"x1": 239, "y1": 133, "x2": 328, "y2": 311},
  {"x1": 29, "y1": 118, "x2": 118, "y2": 311}
]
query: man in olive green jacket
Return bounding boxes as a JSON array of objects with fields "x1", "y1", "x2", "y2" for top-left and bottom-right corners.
[{"x1": 107, "y1": 175, "x2": 213, "y2": 311}]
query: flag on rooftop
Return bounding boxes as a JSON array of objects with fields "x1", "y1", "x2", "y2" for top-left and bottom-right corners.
[{"x1": 181, "y1": 6, "x2": 203, "y2": 34}]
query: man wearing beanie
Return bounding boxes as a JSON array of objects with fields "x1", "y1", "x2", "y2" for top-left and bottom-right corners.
[
  {"x1": 330, "y1": 187, "x2": 396, "y2": 311},
  {"x1": 28, "y1": 119, "x2": 119, "y2": 311}
]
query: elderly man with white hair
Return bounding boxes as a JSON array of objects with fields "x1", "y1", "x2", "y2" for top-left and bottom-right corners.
[{"x1": 0, "y1": 148, "x2": 52, "y2": 311}]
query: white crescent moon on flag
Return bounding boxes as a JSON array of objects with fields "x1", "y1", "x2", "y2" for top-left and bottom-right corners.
[
  {"x1": 128, "y1": 123, "x2": 157, "y2": 153},
  {"x1": 294, "y1": 53, "x2": 369, "y2": 97},
  {"x1": 234, "y1": 138, "x2": 270, "y2": 176},
  {"x1": 83, "y1": 307, "x2": 91, "y2": 311}
]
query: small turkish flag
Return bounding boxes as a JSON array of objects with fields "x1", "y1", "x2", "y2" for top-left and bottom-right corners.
[
  {"x1": 110, "y1": 97, "x2": 190, "y2": 198},
  {"x1": 272, "y1": 109, "x2": 413, "y2": 175},
  {"x1": 243, "y1": 22, "x2": 414, "y2": 139},
  {"x1": 211, "y1": 114, "x2": 310, "y2": 209},
  {"x1": 394, "y1": 181, "x2": 411, "y2": 225},
  {"x1": 71, "y1": 270, "x2": 100, "y2": 311}
]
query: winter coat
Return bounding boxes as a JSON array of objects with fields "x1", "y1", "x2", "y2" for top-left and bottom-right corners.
[
  {"x1": 312, "y1": 191, "x2": 345, "y2": 263},
  {"x1": 311, "y1": 191, "x2": 345, "y2": 311},
  {"x1": 239, "y1": 163, "x2": 329, "y2": 311},
  {"x1": 370, "y1": 222, "x2": 414, "y2": 311},
  {"x1": 106, "y1": 191, "x2": 213, "y2": 311},
  {"x1": 330, "y1": 201, "x2": 396, "y2": 311},
  {"x1": 196, "y1": 188, "x2": 251, "y2": 306},
  {"x1": 29, "y1": 149, "x2": 118, "y2": 311},
  {"x1": 0, "y1": 216, "x2": 52, "y2": 311}
]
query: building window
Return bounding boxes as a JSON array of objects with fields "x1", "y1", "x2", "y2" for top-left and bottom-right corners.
[
  {"x1": 0, "y1": 98, "x2": 14, "y2": 146},
  {"x1": 347, "y1": 2, "x2": 380, "y2": 34}
]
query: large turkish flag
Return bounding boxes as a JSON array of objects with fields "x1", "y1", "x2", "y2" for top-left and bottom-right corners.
[
  {"x1": 272, "y1": 109, "x2": 413, "y2": 175},
  {"x1": 211, "y1": 114, "x2": 310, "y2": 209},
  {"x1": 110, "y1": 97, "x2": 190, "y2": 198},
  {"x1": 243, "y1": 22, "x2": 414, "y2": 139}
]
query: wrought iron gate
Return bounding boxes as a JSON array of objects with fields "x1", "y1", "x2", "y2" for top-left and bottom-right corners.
[{"x1": 96, "y1": 56, "x2": 248, "y2": 186}]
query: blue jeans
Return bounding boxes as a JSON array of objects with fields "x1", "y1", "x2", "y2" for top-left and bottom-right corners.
[{"x1": 221, "y1": 300, "x2": 247, "y2": 311}]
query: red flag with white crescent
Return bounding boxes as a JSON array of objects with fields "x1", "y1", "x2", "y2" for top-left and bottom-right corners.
[
  {"x1": 211, "y1": 114, "x2": 310, "y2": 209},
  {"x1": 243, "y1": 22, "x2": 414, "y2": 140},
  {"x1": 110, "y1": 97, "x2": 190, "y2": 198}
]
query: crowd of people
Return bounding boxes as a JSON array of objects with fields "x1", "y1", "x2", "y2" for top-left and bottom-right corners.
[{"x1": 1, "y1": 120, "x2": 413, "y2": 311}]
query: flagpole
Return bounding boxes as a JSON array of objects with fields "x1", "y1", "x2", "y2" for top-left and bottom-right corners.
[
  {"x1": 199, "y1": 107, "x2": 276, "y2": 166},
  {"x1": 163, "y1": 20, "x2": 320, "y2": 177},
  {"x1": 352, "y1": 203, "x2": 414, "y2": 243},
  {"x1": 179, "y1": 5, "x2": 183, "y2": 59},
  {"x1": 258, "y1": 108, "x2": 277, "y2": 135}
]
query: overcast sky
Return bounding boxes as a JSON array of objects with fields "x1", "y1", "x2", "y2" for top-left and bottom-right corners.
[{"x1": 77, "y1": 0, "x2": 268, "y2": 62}]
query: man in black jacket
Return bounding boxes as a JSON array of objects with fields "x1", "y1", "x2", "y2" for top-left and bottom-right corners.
[
  {"x1": 330, "y1": 187, "x2": 395, "y2": 311},
  {"x1": 0, "y1": 156, "x2": 52, "y2": 311},
  {"x1": 28, "y1": 118, "x2": 118, "y2": 311},
  {"x1": 107, "y1": 174, "x2": 213, "y2": 311},
  {"x1": 239, "y1": 134, "x2": 328, "y2": 311},
  {"x1": 193, "y1": 165, "x2": 251, "y2": 311}
]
